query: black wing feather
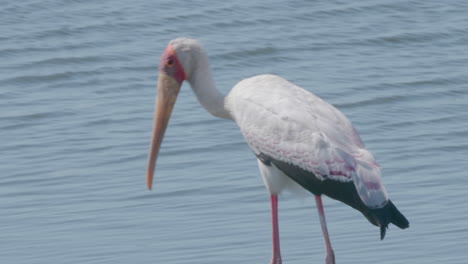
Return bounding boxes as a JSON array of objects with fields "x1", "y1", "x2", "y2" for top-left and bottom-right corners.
[{"x1": 259, "y1": 153, "x2": 409, "y2": 239}]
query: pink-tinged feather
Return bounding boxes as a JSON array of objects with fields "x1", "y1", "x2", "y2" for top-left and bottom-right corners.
[{"x1": 228, "y1": 74, "x2": 389, "y2": 208}]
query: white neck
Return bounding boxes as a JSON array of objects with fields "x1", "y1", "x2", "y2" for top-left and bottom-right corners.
[{"x1": 186, "y1": 52, "x2": 232, "y2": 120}]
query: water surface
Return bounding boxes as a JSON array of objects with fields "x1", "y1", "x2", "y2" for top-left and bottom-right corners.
[{"x1": 1, "y1": 1, "x2": 468, "y2": 263}]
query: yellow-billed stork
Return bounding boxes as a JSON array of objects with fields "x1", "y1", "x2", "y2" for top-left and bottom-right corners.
[{"x1": 146, "y1": 38, "x2": 409, "y2": 264}]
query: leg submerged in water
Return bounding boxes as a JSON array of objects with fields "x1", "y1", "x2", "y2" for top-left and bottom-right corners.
[
  {"x1": 270, "y1": 195, "x2": 282, "y2": 264},
  {"x1": 315, "y1": 195, "x2": 335, "y2": 264}
]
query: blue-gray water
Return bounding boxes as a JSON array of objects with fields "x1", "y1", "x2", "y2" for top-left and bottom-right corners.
[{"x1": 1, "y1": 1, "x2": 467, "y2": 263}]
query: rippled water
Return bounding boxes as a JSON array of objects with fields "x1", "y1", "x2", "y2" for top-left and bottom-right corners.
[{"x1": 2, "y1": 1, "x2": 468, "y2": 263}]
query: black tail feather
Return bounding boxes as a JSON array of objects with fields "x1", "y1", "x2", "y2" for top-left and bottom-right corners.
[
  {"x1": 380, "y1": 225, "x2": 387, "y2": 240},
  {"x1": 262, "y1": 154, "x2": 409, "y2": 239},
  {"x1": 387, "y1": 200, "x2": 409, "y2": 229},
  {"x1": 371, "y1": 200, "x2": 409, "y2": 240}
]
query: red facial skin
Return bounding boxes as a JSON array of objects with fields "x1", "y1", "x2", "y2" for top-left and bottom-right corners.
[
  {"x1": 159, "y1": 45, "x2": 186, "y2": 85},
  {"x1": 146, "y1": 45, "x2": 186, "y2": 190}
]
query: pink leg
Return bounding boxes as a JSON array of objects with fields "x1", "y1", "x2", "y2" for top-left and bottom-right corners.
[
  {"x1": 315, "y1": 195, "x2": 335, "y2": 264},
  {"x1": 270, "y1": 195, "x2": 282, "y2": 264}
]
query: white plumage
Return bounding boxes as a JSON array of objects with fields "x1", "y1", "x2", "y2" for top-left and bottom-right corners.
[
  {"x1": 226, "y1": 74, "x2": 388, "y2": 208},
  {"x1": 147, "y1": 38, "x2": 409, "y2": 264}
]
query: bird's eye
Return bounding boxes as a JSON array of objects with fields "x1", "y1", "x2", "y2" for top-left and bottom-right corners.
[{"x1": 167, "y1": 59, "x2": 174, "y2": 67}]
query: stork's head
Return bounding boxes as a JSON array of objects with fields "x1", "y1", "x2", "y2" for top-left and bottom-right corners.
[{"x1": 146, "y1": 38, "x2": 202, "y2": 190}]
